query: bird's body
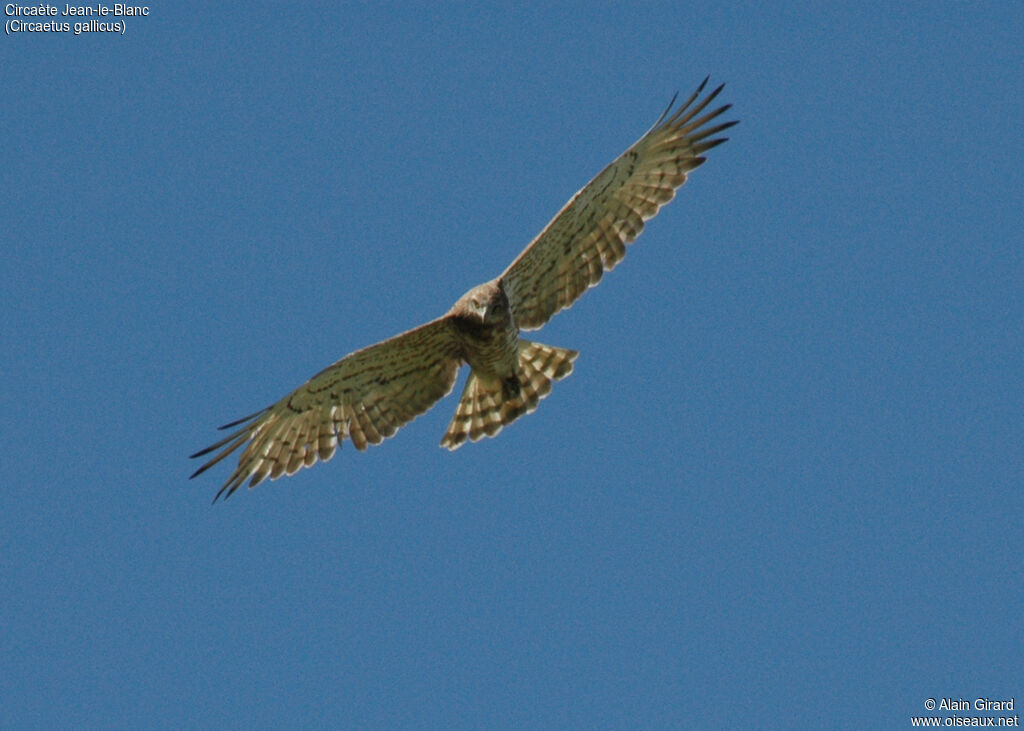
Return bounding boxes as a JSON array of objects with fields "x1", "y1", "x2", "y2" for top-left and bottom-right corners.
[
  {"x1": 447, "y1": 280, "x2": 520, "y2": 388},
  {"x1": 191, "y1": 78, "x2": 737, "y2": 501},
  {"x1": 442, "y1": 277, "x2": 578, "y2": 450}
]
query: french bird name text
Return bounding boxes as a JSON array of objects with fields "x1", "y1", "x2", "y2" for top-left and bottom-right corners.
[{"x1": 5, "y1": 4, "x2": 148, "y2": 16}]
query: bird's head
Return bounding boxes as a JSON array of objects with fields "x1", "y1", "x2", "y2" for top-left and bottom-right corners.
[{"x1": 452, "y1": 280, "x2": 508, "y2": 324}]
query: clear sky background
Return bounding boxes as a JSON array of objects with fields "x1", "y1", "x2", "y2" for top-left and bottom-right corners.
[{"x1": 2, "y1": 2, "x2": 1021, "y2": 728}]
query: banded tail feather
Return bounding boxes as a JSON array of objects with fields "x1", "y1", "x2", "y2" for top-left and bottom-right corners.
[{"x1": 440, "y1": 340, "x2": 577, "y2": 450}]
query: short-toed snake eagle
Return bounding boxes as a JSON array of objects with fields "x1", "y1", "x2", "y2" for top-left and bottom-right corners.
[{"x1": 191, "y1": 78, "x2": 737, "y2": 501}]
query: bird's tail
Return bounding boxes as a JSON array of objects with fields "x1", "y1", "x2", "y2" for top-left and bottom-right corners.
[{"x1": 440, "y1": 340, "x2": 577, "y2": 450}]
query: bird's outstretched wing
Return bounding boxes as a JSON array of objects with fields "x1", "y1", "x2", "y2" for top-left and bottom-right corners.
[
  {"x1": 190, "y1": 317, "x2": 463, "y2": 501},
  {"x1": 500, "y1": 77, "x2": 737, "y2": 330}
]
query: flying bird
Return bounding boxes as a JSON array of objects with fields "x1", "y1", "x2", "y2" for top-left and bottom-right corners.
[{"x1": 191, "y1": 77, "x2": 737, "y2": 501}]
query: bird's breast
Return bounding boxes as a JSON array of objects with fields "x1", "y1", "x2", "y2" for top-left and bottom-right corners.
[{"x1": 454, "y1": 314, "x2": 519, "y2": 380}]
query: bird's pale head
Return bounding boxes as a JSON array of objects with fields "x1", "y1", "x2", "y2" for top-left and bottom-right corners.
[{"x1": 451, "y1": 280, "x2": 509, "y2": 324}]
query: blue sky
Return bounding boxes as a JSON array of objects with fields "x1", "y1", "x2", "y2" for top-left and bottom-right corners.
[{"x1": 2, "y1": 2, "x2": 1021, "y2": 728}]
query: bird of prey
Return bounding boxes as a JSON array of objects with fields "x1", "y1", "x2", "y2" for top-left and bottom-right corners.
[{"x1": 191, "y1": 77, "x2": 737, "y2": 501}]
